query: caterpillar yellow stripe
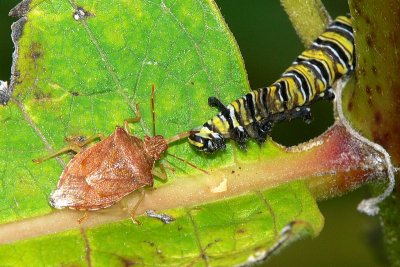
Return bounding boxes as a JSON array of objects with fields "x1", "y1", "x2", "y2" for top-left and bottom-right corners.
[{"x1": 189, "y1": 15, "x2": 354, "y2": 153}]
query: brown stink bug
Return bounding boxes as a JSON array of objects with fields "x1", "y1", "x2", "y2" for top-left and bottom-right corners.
[{"x1": 33, "y1": 85, "x2": 207, "y2": 216}]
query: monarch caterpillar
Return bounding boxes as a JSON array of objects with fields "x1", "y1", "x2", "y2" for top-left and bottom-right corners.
[{"x1": 189, "y1": 15, "x2": 354, "y2": 153}]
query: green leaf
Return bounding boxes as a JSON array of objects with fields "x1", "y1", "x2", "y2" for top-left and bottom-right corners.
[
  {"x1": 0, "y1": 0, "x2": 380, "y2": 266},
  {"x1": 1, "y1": 0, "x2": 249, "y2": 223},
  {"x1": 0, "y1": 181, "x2": 323, "y2": 266},
  {"x1": 346, "y1": 1, "x2": 400, "y2": 265}
]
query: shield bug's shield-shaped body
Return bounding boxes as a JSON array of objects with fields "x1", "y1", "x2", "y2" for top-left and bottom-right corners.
[
  {"x1": 34, "y1": 85, "x2": 205, "y2": 213},
  {"x1": 48, "y1": 128, "x2": 167, "y2": 210}
]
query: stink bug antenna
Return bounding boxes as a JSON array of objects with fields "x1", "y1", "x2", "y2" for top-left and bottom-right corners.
[
  {"x1": 151, "y1": 84, "x2": 156, "y2": 136},
  {"x1": 166, "y1": 131, "x2": 191, "y2": 144},
  {"x1": 166, "y1": 153, "x2": 209, "y2": 175}
]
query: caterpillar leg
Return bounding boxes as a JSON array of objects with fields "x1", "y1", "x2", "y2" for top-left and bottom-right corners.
[
  {"x1": 270, "y1": 106, "x2": 312, "y2": 124},
  {"x1": 253, "y1": 120, "x2": 273, "y2": 145},
  {"x1": 206, "y1": 134, "x2": 227, "y2": 152},
  {"x1": 208, "y1": 96, "x2": 249, "y2": 150},
  {"x1": 231, "y1": 126, "x2": 249, "y2": 151},
  {"x1": 298, "y1": 107, "x2": 312, "y2": 124},
  {"x1": 285, "y1": 107, "x2": 312, "y2": 124},
  {"x1": 322, "y1": 87, "x2": 335, "y2": 101}
]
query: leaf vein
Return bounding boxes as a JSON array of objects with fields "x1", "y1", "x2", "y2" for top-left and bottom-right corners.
[
  {"x1": 80, "y1": 228, "x2": 92, "y2": 267},
  {"x1": 186, "y1": 208, "x2": 209, "y2": 267},
  {"x1": 66, "y1": 0, "x2": 147, "y2": 132},
  {"x1": 13, "y1": 99, "x2": 66, "y2": 168},
  {"x1": 163, "y1": 0, "x2": 220, "y2": 98},
  {"x1": 256, "y1": 190, "x2": 278, "y2": 238}
]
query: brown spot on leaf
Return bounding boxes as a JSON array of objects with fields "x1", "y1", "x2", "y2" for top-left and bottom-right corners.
[
  {"x1": 374, "y1": 111, "x2": 382, "y2": 125},
  {"x1": 352, "y1": 0, "x2": 363, "y2": 16},
  {"x1": 203, "y1": 239, "x2": 222, "y2": 252},
  {"x1": 144, "y1": 241, "x2": 155, "y2": 247},
  {"x1": 365, "y1": 85, "x2": 372, "y2": 95},
  {"x1": 30, "y1": 42, "x2": 43, "y2": 60},
  {"x1": 13, "y1": 70, "x2": 21, "y2": 84},
  {"x1": 388, "y1": 31, "x2": 397, "y2": 46},
  {"x1": 236, "y1": 228, "x2": 246, "y2": 234},
  {"x1": 347, "y1": 101, "x2": 353, "y2": 112},
  {"x1": 358, "y1": 66, "x2": 366, "y2": 77},
  {"x1": 254, "y1": 246, "x2": 263, "y2": 251},
  {"x1": 371, "y1": 65, "x2": 378, "y2": 75},
  {"x1": 376, "y1": 85, "x2": 382, "y2": 94},
  {"x1": 366, "y1": 34, "x2": 375, "y2": 47},
  {"x1": 119, "y1": 257, "x2": 136, "y2": 267},
  {"x1": 71, "y1": 91, "x2": 79, "y2": 96},
  {"x1": 33, "y1": 90, "x2": 52, "y2": 101}
]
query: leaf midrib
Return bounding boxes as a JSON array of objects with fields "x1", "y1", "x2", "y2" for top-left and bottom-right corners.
[{"x1": 0, "y1": 129, "x2": 375, "y2": 245}]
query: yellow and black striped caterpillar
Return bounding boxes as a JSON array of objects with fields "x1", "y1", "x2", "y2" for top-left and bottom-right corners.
[{"x1": 189, "y1": 15, "x2": 354, "y2": 153}]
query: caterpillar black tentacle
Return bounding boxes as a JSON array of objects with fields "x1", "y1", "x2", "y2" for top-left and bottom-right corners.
[{"x1": 189, "y1": 15, "x2": 354, "y2": 153}]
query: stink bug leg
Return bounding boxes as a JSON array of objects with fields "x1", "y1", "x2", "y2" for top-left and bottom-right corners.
[
  {"x1": 33, "y1": 134, "x2": 105, "y2": 163},
  {"x1": 33, "y1": 145, "x2": 82, "y2": 164},
  {"x1": 65, "y1": 134, "x2": 106, "y2": 147},
  {"x1": 151, "y1": 164, "x2": 168, "y2": 180},
  {"x1": 124, "y1": 103, "x2": 141, "y2": 134},
  {"x1": 130, "y1": 189, "x2": 146, "y2": 224},
  {"x1": 77, "y1": 212, "x2": 89, "y2": 224},
  {"x1": 152, "y1": 162, "x2": 175, "y2": 181},
  {"x1": 151, "y1": 84, "x2": 156, "y2": 136}
]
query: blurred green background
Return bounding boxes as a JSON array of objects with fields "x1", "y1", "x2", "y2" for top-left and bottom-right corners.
[{"x1": 0, "y1": 0, "x2": 387, "y2": 266}]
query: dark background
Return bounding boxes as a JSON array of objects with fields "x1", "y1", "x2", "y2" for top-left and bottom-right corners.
[{"x1": 0, "y1": 1, "x2": 387, "y2": 266}]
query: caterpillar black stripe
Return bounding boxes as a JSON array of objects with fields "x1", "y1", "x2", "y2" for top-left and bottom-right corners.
[{"x1": 189, "y1": 15, "x2": 355, "y2": 153}]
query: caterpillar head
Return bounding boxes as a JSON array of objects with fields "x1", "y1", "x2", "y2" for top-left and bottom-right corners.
[{"x1": 188, "y1": 129, "x2": 226, "y2": 153}]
